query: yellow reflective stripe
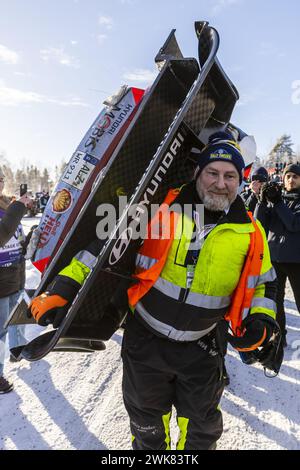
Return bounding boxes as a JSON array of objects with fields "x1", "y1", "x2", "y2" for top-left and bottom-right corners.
[
  {"x1": 162, "y1": 412, "x2": 171, "y2": 450},
  {"x1": 177, "y1": 417, "x2": 189, "y2": 450},
  {"x1": 59, "y1": 258, "x2": 91, "y2": 286},
  {"x1": 131, "y1": 435, "x2": 135, "y2": 443}
]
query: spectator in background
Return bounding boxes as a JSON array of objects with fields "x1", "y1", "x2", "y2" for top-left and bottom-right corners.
[
  {"x1": 255, "y1": 163, "x2": 300, "y2": 347},
  {"x1": 241, "y1": 166, "x2": 269, "y2": 213},
  {"x1": 39, "y1": 191, "x2": 49, "y2": 213},
  {"x1": 0, "y1": 167, "x2": 33, "y2": 394}
]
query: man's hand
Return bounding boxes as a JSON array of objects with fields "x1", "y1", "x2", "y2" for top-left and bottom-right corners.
[
  {"x1": 227, "y1": 314, "x2": 275, "y2": 352},
  {"x1": 237, "y1": 318, "x2": 283, "y2": 375},
  {"x1": 249, "y1": 180, "x2": 262, "y2": 195},
  {"x1": 29, "y1": 292, "x2": 68, "y2": 327}
]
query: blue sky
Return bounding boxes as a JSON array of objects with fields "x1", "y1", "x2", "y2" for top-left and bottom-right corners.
[{"x1": 0, "y1": 0, "x2": 299, "y2": 170}]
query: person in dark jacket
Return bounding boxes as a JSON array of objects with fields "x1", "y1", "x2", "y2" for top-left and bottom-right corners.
[
  {"x1": 39, "y1": 191, "x2": 49, "y2": 213},
  {"x1": 241, "y1": 166, "x2": 269, "y2": 212},
  {"x1": 29, "y1": 133, "x2": 280, "y2": 450},
  {"x1": 254, "y1": 163, "x2": 300, "y2": 347},
  {"x1": 0, "y1": 169, "x2": 33, "y2": 394}
]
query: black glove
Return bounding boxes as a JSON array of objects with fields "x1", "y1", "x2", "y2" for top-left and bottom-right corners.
[
  {"x1": 261, "y1": 182, "x2": 282, "y2": 204},
  {"x1": 238, "y1": 322, "x2": 283, "y2": 375},
  {"x1": 227, "y1": 314, "x2": 275, "y2": 352}
]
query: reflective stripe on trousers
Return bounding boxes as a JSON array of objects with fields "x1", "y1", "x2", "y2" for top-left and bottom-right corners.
[{"x1": 135, "y1": 301, "x2": 217, "y2": 342}]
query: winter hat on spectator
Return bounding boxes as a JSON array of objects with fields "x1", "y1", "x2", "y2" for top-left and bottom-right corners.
[
  {"x1": 195, "y1": 131, "x2": 245, "y2": 183},
  {"x1": 251, "y1": 166, "x2": 269, "y2": 182},
  {"x1": 283, "y1": 163, "x2": 300, "y2": 178}
]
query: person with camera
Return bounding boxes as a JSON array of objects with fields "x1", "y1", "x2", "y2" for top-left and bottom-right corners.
[
  {"x1": 255, "y1": 163, "x2": 300, "y2": 347},
  {"x1": 0, "y1": 169, "x2": 33, "y2": 394},
  {"x1": 241, "y1": 166, "x2": 269, "y2": 213}
]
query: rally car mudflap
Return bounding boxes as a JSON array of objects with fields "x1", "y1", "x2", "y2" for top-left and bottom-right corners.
[{"x1": 7, "y1": 21, "x2": 240, "y2": 360}]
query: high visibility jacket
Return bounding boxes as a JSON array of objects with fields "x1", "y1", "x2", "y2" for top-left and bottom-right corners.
[
  {"x1": 56, "y1": 186, "x2": 277, "y2": 342},
  {"x1": 127, "y1": 188, "x2": 276, "y2": 340}
]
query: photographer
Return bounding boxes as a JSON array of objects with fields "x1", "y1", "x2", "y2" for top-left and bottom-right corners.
[
  {"x1": 241, "y1": 166, "x2": 269, "y2": 212},
  {"x1": 0, "y1": 169, "x2": 33, "y2": 394},
  {"x1": 255, "y1": 164, "x2": 300, "y2": 347}
]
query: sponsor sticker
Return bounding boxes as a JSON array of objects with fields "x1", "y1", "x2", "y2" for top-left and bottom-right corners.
[
  {"x1": 38, "y1": 215, "x2": 61, "y2": 248},
  {"x1": 62, "y1": 151, "x2": 97, "y2": 190},
  {"x1": 52, "y1": 189, "x2": 73, "y2": 214}
]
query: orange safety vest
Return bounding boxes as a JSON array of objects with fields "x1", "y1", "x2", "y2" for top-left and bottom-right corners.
[
  {"x1": 225, "y1": 212, "x2": 264, "y2": 336},
  {"x1": 127, "y1": 189, "x2": 264, "y2": 337}
]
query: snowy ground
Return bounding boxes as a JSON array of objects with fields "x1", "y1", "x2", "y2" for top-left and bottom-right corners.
[{"x1": 0, "y1": 217, "x2": 300, "y2": 450}]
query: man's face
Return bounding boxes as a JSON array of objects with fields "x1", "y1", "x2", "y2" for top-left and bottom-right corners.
[
  {"x1": 284, "y1": 172, "x2": 300, "y2": 192},
  {"x1": 196, "y1": 161, "x2": 240, "y2": 211}
]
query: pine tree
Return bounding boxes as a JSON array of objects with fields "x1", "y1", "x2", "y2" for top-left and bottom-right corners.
[
  {"x1": 41, "y1": 168, "x2": 50, "y2": 192},
  {"x1": 2, "y1": 165, "x2": 15, "y2": 195},
  {"x1": 268, "y1": 134, "x2": 295, "y2": 166},
  {"x1": 15, "y1": 169, "x2": 27, "y2": 192}
]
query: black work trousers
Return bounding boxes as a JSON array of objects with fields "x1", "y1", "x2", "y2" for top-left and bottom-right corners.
[
  {"x1": 272, "y1": 262, "x2": 300, "y2": 338},
  {"x1": 121, "y1": 314, "x2": 225, "y2": 450}
]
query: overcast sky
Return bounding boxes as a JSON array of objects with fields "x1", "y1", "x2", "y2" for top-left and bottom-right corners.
[{"x1": 0, "y1": 0, "x2": 299, "y2": 169}]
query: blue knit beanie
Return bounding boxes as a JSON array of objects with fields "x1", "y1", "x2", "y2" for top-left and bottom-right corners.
[{"x1": 196, "y1": 131, "x2": 245, "y2": 183}]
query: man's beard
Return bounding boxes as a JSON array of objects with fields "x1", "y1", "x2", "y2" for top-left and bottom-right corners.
[
  {"x1": 284, "y1": 186, "x2": 300, "y2": 199},
  {"x1": 196, "y1": 181, "x2": 236, "y2": 212},
  {"x1": 201, "y1": 192, "x2": 231, "y2": 211},
  {"x1": 286, "y1": 185, "x2": 300, "y2": 193}
]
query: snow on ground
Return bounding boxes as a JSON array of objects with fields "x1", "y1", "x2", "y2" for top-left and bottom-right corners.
[{"x1": 0, "y1": 217, "x2": 300, "y2": 450}]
